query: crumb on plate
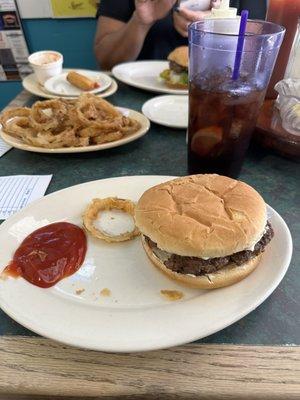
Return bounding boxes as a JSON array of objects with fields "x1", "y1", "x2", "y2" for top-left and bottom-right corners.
[
  {"x1": 0, "y1": 272, "x2": 7, "y2": 281},
  {"x1": 100, "y1": 288, "x2": 111, "y2": 297},
  {"x1": 75, "y1": 288, "x2": 85, "y2": 295},
  {"x1": 160, "y1": 289, "x2": 184, "y2": 301}
]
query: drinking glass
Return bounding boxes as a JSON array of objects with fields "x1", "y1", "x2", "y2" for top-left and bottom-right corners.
[{"x1": 188, "y1": 19, "x2": 285, "y2": 178}]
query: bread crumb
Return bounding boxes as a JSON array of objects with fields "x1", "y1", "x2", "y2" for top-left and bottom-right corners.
[
  {"x1": 160, "y1": 290, "x2": 184, "y2": 301},
  {"x1": 0, "y1": 273, "x2": 7, "y2": 281},
  {"x1": 100, "y1": 288, "x2": 111, "y2": 297},
  {"x1": 75, "y1": 288, "x2": 85, "y2": 295}
]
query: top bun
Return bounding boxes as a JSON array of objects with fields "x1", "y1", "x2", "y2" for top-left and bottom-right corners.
[
  {"x1": 167, "y1": 46, "x2": 189, "y2": 68},
  {"x1": 135, "y1": 175, "x2": 267, "y2": 259}
]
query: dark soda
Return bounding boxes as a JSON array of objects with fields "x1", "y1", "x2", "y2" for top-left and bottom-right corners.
[{"x1": 188, "y1": 78, "x2": 266, "y2": 178}]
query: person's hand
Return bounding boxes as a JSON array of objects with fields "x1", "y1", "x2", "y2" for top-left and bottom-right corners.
[
  {"x1": 173, "y1": 7, "x2": 211, "y2": 37},
  {"x1": 211, "y1": 0, "x2": 222, "y2": 8},
  {"x1": 134, "y1": 0, "x2": 177, "y2": 26}
]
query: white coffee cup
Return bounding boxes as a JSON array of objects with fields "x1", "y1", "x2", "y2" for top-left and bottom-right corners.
[{"x1": 28, "y1": 50, "x2": 63, "y2": 85}]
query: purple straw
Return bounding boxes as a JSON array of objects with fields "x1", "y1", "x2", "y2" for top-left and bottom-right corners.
[{"x1": 232, "y1": 10, "x2": 249, "y2": 81}]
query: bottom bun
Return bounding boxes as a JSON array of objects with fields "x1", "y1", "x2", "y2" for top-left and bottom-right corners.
[
  {"x1": 142, "y1": 236, "x2": 261, "y2": 289},
  {"x1": 165, "y1": 81, "x2": 188, "y2": 90}
]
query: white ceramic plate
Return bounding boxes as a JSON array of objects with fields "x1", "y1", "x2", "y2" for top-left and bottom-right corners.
[
  {"x1": 142, "y1": 95, "x2": 188, "y2": 129},
  {"x1": 0, "y1": 108, "x2": 150, "y2": 154},
  {"x1": 0, "y1": 176, "x2": 293, "y2": 352},
  {"x1": 112, "y1": 61, "x2": 188, "y2": 95},
  {"x1": 22, "y1": 70, "x2": 118, "y2": 99},
  {"x1": 44, "y1": 70, "x2": 112, "y2": 96}
]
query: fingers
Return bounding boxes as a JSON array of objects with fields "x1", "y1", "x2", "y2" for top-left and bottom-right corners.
[
  {"x1": 177, "y1": 6, "x2": 207, "y2": 22},
  {"x1": 173, "y1": 11, "x2": 189, "y2": 37},
  {"x1": 211, "y1": 0, "x2": 221, "y2": 8}
]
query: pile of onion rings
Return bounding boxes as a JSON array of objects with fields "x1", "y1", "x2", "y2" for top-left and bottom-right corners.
[
  {"x1": 0, "y1": 94, "x2": 141, "y2": 149},
  {"x1": 83, "y1": 197, "x2": 140, "y2": 243}
]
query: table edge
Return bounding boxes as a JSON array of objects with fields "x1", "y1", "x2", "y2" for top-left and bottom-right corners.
[{"x1": 1, "y1": 336, "x2": 299, "y2": 399}]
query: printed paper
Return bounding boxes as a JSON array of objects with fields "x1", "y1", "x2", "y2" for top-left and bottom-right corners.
[
  {"x1": 0, "y1": 175, "x2": 52, "y2": 219},
  {"x1": 0, "y1": 0, "x2": 31, "y2": 81}
]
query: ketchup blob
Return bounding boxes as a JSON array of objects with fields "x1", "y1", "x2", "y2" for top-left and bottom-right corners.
[{"x1": 3, "y1": 222, "x2": 87, "y2": 288}]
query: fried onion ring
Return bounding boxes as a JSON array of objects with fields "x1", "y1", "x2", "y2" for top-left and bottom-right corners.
[
  {"x1": 75, "y1": 94, "x2": 121, "y2": 127},
  {"x1": 30, "y1": 100, "x2": 68, "y2": 131},
  {"x1": 24, "y1": 128, "x2": 78, "y2": 149},
  {"x1": 83, "y1": 197, "x2": 140, "y2": 242},
  {"x1": 4, "y1": 117, "x2": 33, "y2": 138},
  {"x1": 0, "y1": 107, "x2": 31, "y2": 128},
  {"x1": 92, "y1": 131, "x2": 123, "y2": 144}
]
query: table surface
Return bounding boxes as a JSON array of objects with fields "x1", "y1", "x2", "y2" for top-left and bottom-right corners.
[{"x1": 0, "y1": 87, "x2": 299, "y2": 398}]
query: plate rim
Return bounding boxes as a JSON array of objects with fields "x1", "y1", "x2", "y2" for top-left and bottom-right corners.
[
  {"x1": 0, "y1": 175, "x2": 293, "y2": 352},
  {"x1": 142, "y1": 94, "x2": 188, "y2": 129},
  {"x1": 112, "y1": 61, "x2": 188, "y2": 95},
  {"x1": 44, "y1": 70, "x2": 112, "y2": 96},
  {"x1": 22, "y1": 69, "x2": 118, "y2": 99},
  {"x1": 0, "y1": 108, "x2": 150, "y2": 154}
]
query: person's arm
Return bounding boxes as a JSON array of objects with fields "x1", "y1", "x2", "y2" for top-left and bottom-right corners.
[
  {"x1": 94, "y1": 0, "x2": 177, "y2": 70},
  {"x1": 94, "y1": 14, "x2": 152, "y2": 71}
]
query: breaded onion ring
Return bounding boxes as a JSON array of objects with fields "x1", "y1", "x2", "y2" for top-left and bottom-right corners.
[
  {"x1": 92, "y1": 131, "x2": 123, "y2": 144},
  {"x1": 24, "y1": 128, "x2": 78, "y2": 149},
  {"x1": 75, "y1": 94, "x2": 121, "y2": 127},
  {"x1": 83, "y1": 197, "x2": 140, "y2": 242},
  {"x1": 0, "y1": 107, "x2": 31, "y2": 128},
  {"x1": 4, "y1": 117, "x2": 32, "y2": 138},
  {"x1": 120, "y1": 117, "x2": 141, "y2": 135},
  {"x1": 30, "y1": 100, "x2": 68, "y2": 131}
]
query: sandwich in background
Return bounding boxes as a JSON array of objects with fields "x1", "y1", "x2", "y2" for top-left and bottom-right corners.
[{"x1": 160, "y1": 46, "x2": 189, "y2": 89}]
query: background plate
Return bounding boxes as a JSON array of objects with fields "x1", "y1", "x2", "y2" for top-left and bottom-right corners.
[
  {"x1": 23, "y1": 70, "x2": 118, "y2": 99},
  {"x1": 142, "y1": 95, "x2": 188, "y2": 128},
  {"x1": 0, "y1": 176, "x2": 293, "y2": 352},
  {"x1": 112, "y1": 61, "x2": 188, "y2": 95},
  {"x1": 0, "y1": 108, "x2": 150, "y2": 154}
]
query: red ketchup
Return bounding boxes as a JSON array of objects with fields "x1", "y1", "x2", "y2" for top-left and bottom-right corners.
[{"x1": 3, "y1": 222, "x2": 87, "y2": 288}]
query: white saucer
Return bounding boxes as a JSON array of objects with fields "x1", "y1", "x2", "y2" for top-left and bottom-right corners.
[
  {"x1": 142, "y1": 95, "x2": 188, "y2": 129},
  {"x1": 22, "y1": 69, "x2": 118, "y2": 99}
]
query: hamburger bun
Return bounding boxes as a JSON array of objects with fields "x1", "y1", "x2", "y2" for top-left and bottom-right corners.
[
  {"x1": 142, "y1": 235, "x2": 262, "y2": 289},
  {"x1": 167, "y1": 46, "x2": 189, "y2": 68},
  {"x1": 135, "y1": 174, "x2": 267, "y2": 259}
]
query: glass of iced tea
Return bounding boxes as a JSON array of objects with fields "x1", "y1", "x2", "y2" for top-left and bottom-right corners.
[{"x1": 188, "y1": 19, "x2": 285, "y2": 178}]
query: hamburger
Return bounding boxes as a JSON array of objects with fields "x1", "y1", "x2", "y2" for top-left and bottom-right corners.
[
  {"x1": 135, "y1": 174, "x2": 274, "y2": 289},
  {"x1": 160, "y1": 46, "x2": 188, "y2": 89}
]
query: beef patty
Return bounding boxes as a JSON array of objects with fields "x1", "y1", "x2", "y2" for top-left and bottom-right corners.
[
  {"x1": 169, "y1": 60, "x2": 188, "y2": 74},
  {"x1": 145, "y1": 222, "x2": 274, "y2": 276}
]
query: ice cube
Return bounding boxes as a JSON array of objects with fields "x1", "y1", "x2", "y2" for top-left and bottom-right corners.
[{"x1": 229, "y1": 120, "x2": 244, "y2": 139}]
